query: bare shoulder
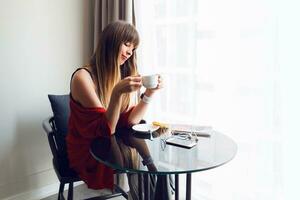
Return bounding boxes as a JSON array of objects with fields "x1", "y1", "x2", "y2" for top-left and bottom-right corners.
[
  {"x1": 71, "y1": 69, "x2": 102, "y2": 108},
  {"x1": 71, "y1": 69, "x2": 94, "y2": 91}
]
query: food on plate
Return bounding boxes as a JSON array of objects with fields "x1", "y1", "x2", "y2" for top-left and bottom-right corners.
[{"x1": 152, "y1": 121, "x2": 169, "y2": 129}]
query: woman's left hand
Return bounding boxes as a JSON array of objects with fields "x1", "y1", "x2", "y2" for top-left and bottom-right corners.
[{"x1": 145, "y1": 74, "x2": 164, "y2": 96}]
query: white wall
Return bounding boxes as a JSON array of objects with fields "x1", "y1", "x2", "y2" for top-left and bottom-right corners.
[{"x1": 0, "y1": 0, "x2": 93, "y2": 199}]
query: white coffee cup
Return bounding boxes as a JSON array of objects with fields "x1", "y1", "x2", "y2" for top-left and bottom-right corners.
[{"x1": 142, "y1": 74, "x2": 159, "y2": 89}]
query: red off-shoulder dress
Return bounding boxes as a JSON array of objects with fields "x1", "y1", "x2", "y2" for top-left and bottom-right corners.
[{"x1": 66, "y1": 96, "x2": 134, "y2": 189}]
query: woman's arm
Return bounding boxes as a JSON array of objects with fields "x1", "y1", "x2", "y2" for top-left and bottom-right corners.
[
  {"x1": 128, "y1": 75, "x2": 164, "y2": 124},
  {"x1": 127, "y1": 90, "x2": 154, "y2": 125},
  {"x1": 72, "y1": 71, "x2": 143, "y2": 133},
  {"x1": 71, "y1": 70, "x2": 122, "y2": 134},
  {"x1": 105, "y1": 90, "x2": 122, "y2": 133}
]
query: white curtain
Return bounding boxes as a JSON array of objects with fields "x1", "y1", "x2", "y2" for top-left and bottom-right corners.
[{"x1": 135, "y1": 0, "x2": 300, "y2": 199}]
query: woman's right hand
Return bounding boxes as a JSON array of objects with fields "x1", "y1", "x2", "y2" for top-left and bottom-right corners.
[{"x1": 113, "y1": 75, "x2": 142, "y2": 96}]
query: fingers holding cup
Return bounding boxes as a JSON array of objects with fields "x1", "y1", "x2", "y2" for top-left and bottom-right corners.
[
  {"x1": 156, "y1": 74, "x2": 164, "y2": 89},
  {"x1": 151, "y1": 74, "x2": 163, "y2": 90}
]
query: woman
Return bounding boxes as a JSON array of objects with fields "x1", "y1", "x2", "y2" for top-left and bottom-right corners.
[{"x1": 66, "y1": 21, "x2": 162, "y2": 198}]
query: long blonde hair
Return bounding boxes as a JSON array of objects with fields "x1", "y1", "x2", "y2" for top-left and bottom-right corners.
[{"x1": 90, "y1": 21, "x2": 139, "y2": 111}]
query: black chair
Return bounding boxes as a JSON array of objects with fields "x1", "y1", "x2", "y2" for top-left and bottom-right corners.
[{"x1": 43, "y1": 94, "x2": 128, "y2": 200}]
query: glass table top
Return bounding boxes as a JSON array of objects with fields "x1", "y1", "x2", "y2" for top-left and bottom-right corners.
[{"x1": 90, "y1": 130, "x2": 237, "y2": 175}]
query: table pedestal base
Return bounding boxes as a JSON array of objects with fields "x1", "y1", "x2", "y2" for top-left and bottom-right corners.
[{"x1": 138, "y1": 173, "x2": 192, "y2": 200}]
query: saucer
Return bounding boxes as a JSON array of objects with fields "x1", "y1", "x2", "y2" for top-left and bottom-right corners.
[{"x1": 132, "y1": 124, "x2": 159, "y2": 133}]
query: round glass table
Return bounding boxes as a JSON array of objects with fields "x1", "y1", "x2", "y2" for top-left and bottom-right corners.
[{"x1": 90, "y1": 129, "x2": 237, "y2": 200}]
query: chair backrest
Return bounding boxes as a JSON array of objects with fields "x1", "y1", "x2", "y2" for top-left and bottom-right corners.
[
  {"x1": 44, "y1": 94, "x2": 72, "y2": 174},
  {"x1": 48, "y1": 95, "x2": 70, "y2": 155},
  {"x1": 42, "y1": 117, "x2": 61, "y2": 164}
]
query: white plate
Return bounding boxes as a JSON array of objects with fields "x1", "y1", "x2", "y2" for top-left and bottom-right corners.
[{"x1": 132, "y1": 124, "x2": 159, "y2": 133}]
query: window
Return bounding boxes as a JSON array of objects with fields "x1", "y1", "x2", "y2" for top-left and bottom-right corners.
[{"x1": 136, "y1": 0, "x2": 284, "y2": 199}]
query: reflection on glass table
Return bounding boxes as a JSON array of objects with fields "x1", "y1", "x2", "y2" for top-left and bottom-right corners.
[{"x1": 90, "y1": 125, "x2": 237, "y2": 200}]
